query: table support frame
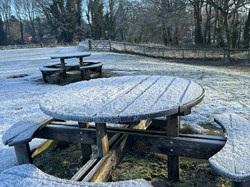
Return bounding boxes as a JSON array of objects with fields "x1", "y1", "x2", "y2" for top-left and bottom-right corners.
[
  {"x1": 78, "y1": 122, "x2": 92, "y2": 164},
  {"x1": 166, "y1": 114, "x2": 180, "y2": 181},
  {"x1": 96, "y1": 123, "x2": 109, "y2": 158}
]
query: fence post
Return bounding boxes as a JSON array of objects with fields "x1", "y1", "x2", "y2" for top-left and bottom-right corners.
[
  {"x1": 88, "y1": 40, "x2": 92, "y2": 50},
  {"x1": 144, "y1": 45, "x2": 146, "y2": 55},
  {"x1": 223, "y1": 49, "x2": 226, "y2": 61},
  {"x1": 248, "y1": 49, "x2": 250, "y2": 63},
  {"x1": 182, "y1": 48, "x2": 184, "y2": 58},
  {"x1": 109, "y1": 40, "x2": 111, "y2": 51},
  {"x1": 204, "y1": 49, "x2": 207, "y2": 60},
  {"x1": 124, "y1": 42, "x2": 127, "y2": 52}
]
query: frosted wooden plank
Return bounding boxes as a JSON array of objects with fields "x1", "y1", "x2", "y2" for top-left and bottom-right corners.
[
  {"x1": 76, "y1": 76, "x2": 148, "y2": 117},
  {"x1": 51, "y1": 52, "x2": 91, "y2": 59},
  {"x1": 118, "y1": 76, "x2": 176, "y2": 118},
  {"x1": 179, "y1": 81, "x2": 204, "y2": 111},
  {"x1": 209, "y1": 113, "x2": 250, "y2": 182},
  {"x1": 40, "y1": 76, "x2": 135, "y2": 120},
  {"x1": 96, "y1": 76, "x2": 161, "y2": 118},
  {"x1": 2, "y1": 113, "x2": 51, "y2": 146},
  {"x1": 149, "y1": 77, "x2": 190, "y2": 114}
]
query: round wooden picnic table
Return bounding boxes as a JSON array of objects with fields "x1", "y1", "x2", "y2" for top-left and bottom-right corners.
[
  {"x1": 39, "y1": 75, "x2": 205, "y2": 180},
  {"x1": 39, "y1": 75, "x2": 204, "y2": 124}
]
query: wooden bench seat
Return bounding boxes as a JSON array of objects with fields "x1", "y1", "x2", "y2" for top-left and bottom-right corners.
[
  {"x1": 2, "y1": 113, "x2": 54, "y2": 164},
  {"x1": 209, "y1": 113, "x2": 250, "y2": 185},
  {"x1": 45, "y1": 63, "x2": 62, "y2": 67},
  {"x1": 80, "y1": 63, "x2": 103, "y2": 80},
  {"x1": 39, "y1": 66, "x2": 64, "y2": 83},
  {"x1": 0, "y1": 164, "x2": 153, "y2": 187},
  {"x1": 84, "y1": 60, "x2": 101, "y2": 64}
]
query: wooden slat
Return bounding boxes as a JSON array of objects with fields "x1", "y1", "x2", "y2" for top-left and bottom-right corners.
[
  {"x1": 50, "y1": 52, "x2": 91, "y2": 59},
  {"x1": 71, "y1": 155, "x2": 99, "y2": 181},
  {"x1": 118, "y1": 77, "x2": 176, "y2": 117},
  {"x1": 89, "y1": 134, "x2": 128, "y2": 182},
  {"x1": 79, "y1": 76, "x2": 149, "y2": 117},
  {"x1": 31, "y1": 140, "x2": 54, "y2": 159},
  {"x1": 96, "y1": 123, "x2": 109, "y2": 158}
]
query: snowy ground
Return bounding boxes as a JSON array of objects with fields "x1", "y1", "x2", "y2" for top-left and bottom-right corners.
[{"x1": 0, "y1": 46, "x2": 249, "y2": 172}]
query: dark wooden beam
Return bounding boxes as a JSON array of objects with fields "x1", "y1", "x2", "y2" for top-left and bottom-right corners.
[
  {"x1": 14, "y1": 144, "x2": 32, "y2": 164},
  {"x1": 130, "y1": 134, "x2": 225, "y2": 159},
  {"x1": 166, "y1": 114, "x2": 180, "y2": 181},
  {"x1": 36, "y1": 125, "x2": 96, "y2": 145},
  {"x1": 78, "y1": 122, "x2": 92, "y2": 164},
  {"x1": 36, "y1": 122, "x2": 226, "y2": 159},
  {"x1": 96, "y1": 123, "x2": 109, "y2": 158}
]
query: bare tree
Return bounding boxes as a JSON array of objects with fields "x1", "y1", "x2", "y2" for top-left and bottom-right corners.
[
  {"x1": 103, "y1": 0, "x2": 117, "y2": 40},
  {"x1": 0, "y1": 0, "x2": 12, "y2": 41},
  {"x1": 207, "y1": 0, "x2": 248, "y2": 59},
  {"x1": 13, "y1": 0, "x2": 25, "y2": 43},
  {"x1": 244, "y1": 9, "x2": 250, "y2": 48},
  {"x1": 142, "y1": 0, "x2": 188, "y2": 46}
]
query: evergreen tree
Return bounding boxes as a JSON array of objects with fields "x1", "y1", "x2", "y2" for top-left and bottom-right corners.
[
  {"x1": 244, "y1": 9, "x2": 250, "y2": 49},
  {"x1": 0, "y1": 16, "x2": 6, "y2": 45}
]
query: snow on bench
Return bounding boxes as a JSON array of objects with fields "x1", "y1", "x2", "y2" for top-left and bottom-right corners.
[
  {"x1": 2, "y1": 113, "x2": 53, "y2": 146},
  {"x1": 84, "y1": 60, "x2": 101, "y2": 64},
  {"x1": 80, "y1": 63, "x2": 103, "y2": 80},
  {"x1": 2, "y1": 113, "x2": 53, "y2": 164},
  {"x1": 209, "y1": 113, "x2": 250, "y2": 183},
  {"x1": 39, "y1": 66, "x2": 64, "y2": 83},
  {"x1": 0, "y1": 164, "x2": 153, "y2": 187}
]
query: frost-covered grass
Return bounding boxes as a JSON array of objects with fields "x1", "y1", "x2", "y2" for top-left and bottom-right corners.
[{"x1": 0, "y1": 46, "x2": 249, "y2": 172}]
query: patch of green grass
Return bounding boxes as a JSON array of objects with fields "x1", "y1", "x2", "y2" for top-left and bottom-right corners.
[
  {"x1": 180, "y1": 125, "x2": 199, "y2": 134},
  {"x1": 112, "y1": 152, "x2": 231, "y2": 187}
]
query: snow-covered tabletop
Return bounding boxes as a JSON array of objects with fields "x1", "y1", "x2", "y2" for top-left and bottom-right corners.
[
  {"x1": 39, "y1": 75, "x2": 204, "y2": 124},
  {"x1": 50, "y1": 52, "x2": 91, "y2": 68},
  {"x1": 50, "y1": 52, "x2": 91, "y2": 59}
]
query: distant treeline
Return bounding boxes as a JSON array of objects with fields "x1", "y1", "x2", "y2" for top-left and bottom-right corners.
[{"x1": 0, "y1": 0, "x2": 250, "y2": 51}]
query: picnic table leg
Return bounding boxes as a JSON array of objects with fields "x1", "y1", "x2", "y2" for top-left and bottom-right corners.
[
  {"x1": 60, "y1": 58, "x2": 67, "y2": 78},
  {"x1": 166, "y1": 114, "x2": 180, "y2": 181},
  {"x1": 78, "y1": 122, "x2": 92, "y2": 164},
  {"x1": 96, "y1": 123, "x2": 109, "y2": 158},
  {"x1": 79, "y1": 57, "x2": 84, "y2": 66},
  {"x1": 14, "y1": 143, "x2": 32, "y2": 164}
]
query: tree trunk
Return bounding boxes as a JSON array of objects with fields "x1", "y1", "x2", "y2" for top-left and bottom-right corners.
[
  {"x1": 194, "y1": 0, "x2": 203, "y2": 45},
  {"x1": 20, "y1": 21, "x2": 24, "y2": 44},
  {"x1": 223, "y1": 13, "x2": 231, "y2": 61}
]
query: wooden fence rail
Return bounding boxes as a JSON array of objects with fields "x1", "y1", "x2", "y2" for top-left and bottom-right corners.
[
  {"x1": 87, "y1": 40, "x2": 250, "y2": 62},
  {"x1": 0, "y1": 42, "x2": 78, "y2": 50}
]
